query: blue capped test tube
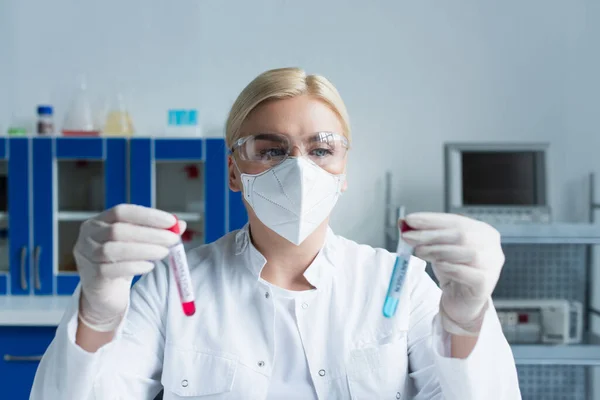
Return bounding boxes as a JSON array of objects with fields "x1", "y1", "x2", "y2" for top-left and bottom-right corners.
[{"x1": 383, "y1": 207, "x2": 414, "y2": 318}]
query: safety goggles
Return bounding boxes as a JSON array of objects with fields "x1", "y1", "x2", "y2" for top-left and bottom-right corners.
[{"x1": 230, "y1": 132, "x2": 349, "y2": 173}]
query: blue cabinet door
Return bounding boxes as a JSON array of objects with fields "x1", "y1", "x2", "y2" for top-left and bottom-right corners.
[
  {"x1": 0, "y1": 327, "x2": 56, "y2": 399},
  {"x1": 8, "y1": 138, "x2": 31, "y2": 295},
  {"x1": 129, "y1": 138, "x2": 153, "y2": 207},
  {"x1": 0, "y1": 138, "x2": 8, "y2": 294},
  {"x1": 31, "y1": 138, "x2": 53, "y2": 295},
  {"x1": 32, "y1": 138, "x2": 127, "y2": 295},
  {"x1": 129, "y1": 138, "x2": 244, "y2": 245},
  {"x1": 205, "y1": 139, "x2": 226, "y2": 243}
]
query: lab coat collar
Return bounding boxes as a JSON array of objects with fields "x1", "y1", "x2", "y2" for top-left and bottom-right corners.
[{"x1": 234, "y1": 224, "x2": 338, "y2": 289}]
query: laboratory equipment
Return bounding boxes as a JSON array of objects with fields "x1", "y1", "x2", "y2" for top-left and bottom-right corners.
[
  {"x1": 62, "y1": 77, "x2": 100, "y2": 136},
  {"x1": 36, "y1": 105, "x2": 54, "y2": 135},
  {"x1": 7, "y1": 127, "x2": 26, "y2": 136},
  {"x1": 383, "y1": 207, "x2": 414, "y2": 318},
  {"x1": 167, "y1": 217, "x2": 196, "y2": 316},
  {"x1": 103, "y1": 93, "x2": 134, "y2": 136},
  {"x1": 444, "y1": 143, "x2": 551, "y2": 224},
  {"x1": 494, "y1": 299, "x2": 583, "y2": 344},
  {"x1": 166, "y1": 109, "x2": 201, "y2": 137},
  {"x1": 6, "y1": 115, "x2": 28, "y2": 136}
]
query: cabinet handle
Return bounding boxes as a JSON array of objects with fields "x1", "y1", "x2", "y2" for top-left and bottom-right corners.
[
  {"x1": 20, "y1": 246, "x2": 27, "y2": 291},
  {"x1": 34, "y1": 245, "x2": 42, "y2": 290},
  {"x1": 3, "y1": 354, "x2": 43, "y2": 362}
]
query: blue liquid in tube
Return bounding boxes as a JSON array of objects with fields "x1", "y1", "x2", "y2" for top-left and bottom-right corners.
[{"x1": 383, "y1": 207, "x2": 414, "y2": 318}]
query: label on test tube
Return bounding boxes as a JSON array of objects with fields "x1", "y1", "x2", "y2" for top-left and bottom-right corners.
[
  {"x1": 168, "y1": 219, "x2": 196, "y2": 316},
  {"x1": 383, "y1": 210, "x2": 415, "y2": 318},
  {"x1": 383, "y1": 256, "x2": 410, "y2": 318}
]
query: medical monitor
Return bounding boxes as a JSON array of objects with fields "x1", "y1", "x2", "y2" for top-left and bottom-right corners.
[{"x1": 444, "y1": 143, "x2": 550, "y2": 223}]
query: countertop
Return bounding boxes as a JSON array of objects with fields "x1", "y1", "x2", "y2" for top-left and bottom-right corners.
[{"x1": 0, "y1": 296, "x2": 72, "y2": 326}]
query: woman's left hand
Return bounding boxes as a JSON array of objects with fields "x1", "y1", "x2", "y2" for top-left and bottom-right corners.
[{"x1": 401, "y1": 212, "x2": 505, "y2": 336}]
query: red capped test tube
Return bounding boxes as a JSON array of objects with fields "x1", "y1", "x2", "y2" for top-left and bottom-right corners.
[{"x1": 167, "y1": 217, "x2": 196, "y2": 316}]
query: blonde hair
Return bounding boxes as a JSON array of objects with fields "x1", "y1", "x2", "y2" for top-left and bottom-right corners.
[{"x1": 225, "y1": 67, "x2": 351, "y2": 148}]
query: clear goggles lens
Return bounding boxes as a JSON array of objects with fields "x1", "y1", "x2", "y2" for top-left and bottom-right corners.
[{"x1": 232, "y1": 132, "x2": 349, "y2": 172}]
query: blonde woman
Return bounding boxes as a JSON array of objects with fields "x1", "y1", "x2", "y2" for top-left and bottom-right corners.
[{"x1": 32, "y1": 68, "x2": 520, "y2": 399}]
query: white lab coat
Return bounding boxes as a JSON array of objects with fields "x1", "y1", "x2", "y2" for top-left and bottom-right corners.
[{"x1": 31, "y1": 226, "x2": 521, "y2": 399}]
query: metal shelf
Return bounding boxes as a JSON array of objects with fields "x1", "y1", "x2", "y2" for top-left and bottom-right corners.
[
  {"x1": 511, "y1": 333, "x2": 600, "y2": 366},
  {"x1": 58, "y1": 211, "x2": 100, "y2": 221},
  {"x1": 494, "y1": 223, "x2": 600, "y2": 244},
  {"x1": 168, "y1": 212, "x2": 202, "y2": 222},
  {"x1": 57, "y1": 211, "x2": 202, "y2": 223},
  {"x1": 386, "y1": 223, "x2": 600, "y2": 245}
]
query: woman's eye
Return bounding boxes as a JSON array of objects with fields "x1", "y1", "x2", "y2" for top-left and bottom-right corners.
[
  {"x1": 311, "y1": 148, "x2": 334, "y2": 157},
  {"x1": 259, "y1": 148, "x2": 286, "y2": 158}
]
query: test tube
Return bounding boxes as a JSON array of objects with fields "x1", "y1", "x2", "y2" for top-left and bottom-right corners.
[
  {"x1": 167, "y1": 217, "x2": 196, "y2": 316},
  {"x1": 383, "y1": 207, "x2": 414, "y2": 318}
]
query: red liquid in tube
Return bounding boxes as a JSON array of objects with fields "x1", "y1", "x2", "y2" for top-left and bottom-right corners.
[{"x1": 167, "y1": 218, "x2": 196, "y2": 316}]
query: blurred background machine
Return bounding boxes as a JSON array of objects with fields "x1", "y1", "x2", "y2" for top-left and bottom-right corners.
[
  {"x1": 443, "y1": 142, "x2": 551, "y2": 224},
  {"x1": 494, "y1": 299, "x2": 583, "y2": 345},
  {"x1": 385, "y1": 142, "x2": 600, "y2": 400}
]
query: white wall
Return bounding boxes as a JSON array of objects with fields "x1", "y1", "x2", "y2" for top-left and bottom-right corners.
[
  {"x1": 1, "y1": 0, "x2": 598, "y2": 247},
  {"x1": 2, "y1": 0, "x2": 600, "y2": 395},
  {"x1": 0, "y1": 1, "x2": 15, "y2": 132}
]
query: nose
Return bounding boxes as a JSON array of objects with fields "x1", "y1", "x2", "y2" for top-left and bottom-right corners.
[{"x1": 289, "y1": 145, "x2": 302, "y2": 157}]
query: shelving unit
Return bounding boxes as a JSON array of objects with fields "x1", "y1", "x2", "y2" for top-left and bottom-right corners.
[
  {"x1": 482, "y1": 224, "x2": 599, "y2": 399},
  {"x1": 0, "y1": 136, "x2": 248, "y2": 296},
  {"x1": 386, "y1": 221, "x2": 600, "y2": 399},
  {"x1": 0, "y1": 136, "x2": 249, "y2": 400},
  {"x1": 511, "y1": 333, "x2": 600, "y2": 366}
]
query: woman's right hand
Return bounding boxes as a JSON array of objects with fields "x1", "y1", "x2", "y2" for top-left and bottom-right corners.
[{"x1": 74, "y1": 204, "x2": 184, "y2": 332}]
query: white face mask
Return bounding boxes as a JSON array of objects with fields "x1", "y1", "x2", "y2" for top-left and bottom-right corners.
[{"x1": 239, "y1": 157, "x2": 346, "y2": 245}]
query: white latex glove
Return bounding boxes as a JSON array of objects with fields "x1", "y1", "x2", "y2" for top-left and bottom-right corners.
[
  {"x1": 74, "y1": 204, "x2": 185, "y2": 332},
  {"x1": 401, "y1": 213, "x2": 505, "y2": 336}
]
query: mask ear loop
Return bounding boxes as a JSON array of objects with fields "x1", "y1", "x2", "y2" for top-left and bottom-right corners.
[
  {"x1": 229, "y1": 150, "x2": 251, "y2": 204},
  {"x1": 231, "y1": 154, "x2": 243, "y2": 176}
]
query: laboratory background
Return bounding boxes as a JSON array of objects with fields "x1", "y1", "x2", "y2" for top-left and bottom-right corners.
[{"x1": 0, "y1": 0, "x2": 599, "y2": 399}]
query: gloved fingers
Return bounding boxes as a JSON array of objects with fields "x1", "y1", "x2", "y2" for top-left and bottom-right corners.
[
  {"x1": 96, "y1": 261, "x2": 156, "y2": 279},
  {"x1": 432, "y1": 262, "x2": 486, "y2": 289},
  {"x1": 86, "y1": 238, "x2": 170, "y2": 263},
  {"x1": 178, "y1": 220, "x2": 187, "y2": 235},
  {"x1": 413, "y1": 244, "x2": 476, "y2": 265},
  {"x1": 97, "y1": 204, "x2": 176, "y2": 229},
  {"x1": 88, "y1": 220, "x2": 181, "y2": 247},
  {"x1": 404, "y1": 212, "x2": 473, "y2": 230},
  {"x1": 402, "y1": 228, "x2": 463, "y2": 246}
]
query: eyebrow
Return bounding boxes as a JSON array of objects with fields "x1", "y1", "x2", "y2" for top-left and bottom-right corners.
[{"x1": 252, "y1": 133, "x2": 288, "y2": 142}]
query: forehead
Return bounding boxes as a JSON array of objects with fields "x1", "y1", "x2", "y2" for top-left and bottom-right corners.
[{"x1": 240, "y1": 95, "x2": 344, "y2": 138}]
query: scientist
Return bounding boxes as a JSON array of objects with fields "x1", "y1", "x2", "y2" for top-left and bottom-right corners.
[{"x1": 31, "y1": 67, "x2": 520, "y2": 399}]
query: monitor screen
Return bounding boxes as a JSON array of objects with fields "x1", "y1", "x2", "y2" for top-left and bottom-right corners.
[{"x1": 461, "y1": 151, "x2": 541, "y2": 206}]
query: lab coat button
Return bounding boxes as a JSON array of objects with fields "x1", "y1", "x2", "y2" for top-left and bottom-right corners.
[
  {"x1": 318, "y1": 369, "x2": 326, "y2": 377},
  {"x1": 181, "y1": 380, "x2": 189, "y2": 388},
  {"x1": 301, "y1": 302, "x2": 309, "y2": 309},
  {"x1": 258, "y1": 361, "x2": 265, "y2": 367},
  {"x1": 265, "y1": 292, "x2": 270, "y2": 299},
  {"x1": 396, "y1": 392, "x2": 401, "y2": 399}
]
